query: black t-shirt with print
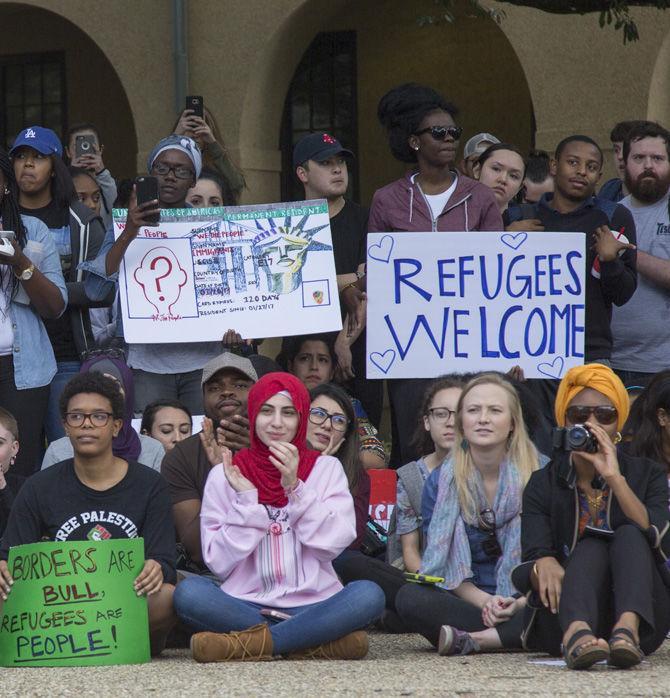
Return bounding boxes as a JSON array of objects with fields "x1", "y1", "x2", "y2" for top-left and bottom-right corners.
[{"x1": 0, "y1": 459, "x2": 176, "y2": 583}]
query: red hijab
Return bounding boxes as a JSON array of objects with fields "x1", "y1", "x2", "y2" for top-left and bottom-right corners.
[{"x1": 233, "y1": 372, "x2": 320, "y2": 507}]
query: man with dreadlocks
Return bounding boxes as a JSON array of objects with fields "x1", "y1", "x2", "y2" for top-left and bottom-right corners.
[{"x1": 0, "y1": 148, "x2": 67, "y2": 475}]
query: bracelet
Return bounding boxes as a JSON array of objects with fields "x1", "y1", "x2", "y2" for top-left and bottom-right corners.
[{"x1": 342, "y1": 281, "x2": 358, "y2": 292}]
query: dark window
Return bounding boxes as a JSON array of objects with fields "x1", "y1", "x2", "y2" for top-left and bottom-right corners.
[
  {"x1": 280, "y1": 31, "x2": 358, "y2": 202},
  {"x1": 0, "y1": 52, "x2": 67, "y2": 150}
]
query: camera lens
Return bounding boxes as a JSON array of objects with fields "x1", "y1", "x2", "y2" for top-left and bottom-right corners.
[{"x1": 566, "y1": 425, "x2": 597, "y2": 453}]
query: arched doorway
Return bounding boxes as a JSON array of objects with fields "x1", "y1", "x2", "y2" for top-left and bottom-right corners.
[
  {"x1": 239, "y1": 0, "x2": 534, "y2": 205},
  {"x1": 0, "y1": 2, "x2": 137, "y2": 177}
]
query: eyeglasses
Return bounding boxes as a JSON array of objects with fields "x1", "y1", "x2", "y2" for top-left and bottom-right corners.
[
  {"x1": 308, "y1": 407, "x2": 349, "y2": 432},
  {"x1": 415, "y1": 126, "x2": 463, "y2": 142},
  {"x1": 151, "y1": 163, "x2": 194, "y2": 180},
  {"x1": 478, "y1": 508, "x2": 503, "y2": 559},
  {"x1": 64, "y1": 412, "x2": 114, "y2": 428},
  {"x1": 565, "y1": 405, "x2": 618, "y2": 425},
  {"x1": 427, "y1": 407, "x2": 456, "y2": 422}
]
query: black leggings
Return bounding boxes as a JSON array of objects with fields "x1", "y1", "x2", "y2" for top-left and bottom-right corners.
[
  {"x1": 559, "y1": 524, "x2": 670, "y2": 655},
  {"x1": 395, "y1": 582, "x2": 524, "y2": 648},
  {"x1": 332, "y1": 550, "x2": 406, "y2": 611},
  {"x1": 0, "y1": 355, "x2": 49, "y2": 476}
]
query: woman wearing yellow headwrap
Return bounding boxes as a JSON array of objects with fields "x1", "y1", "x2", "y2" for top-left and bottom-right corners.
[{"x1": 512, "y1": 364, "x2": 670, "y2": 670}]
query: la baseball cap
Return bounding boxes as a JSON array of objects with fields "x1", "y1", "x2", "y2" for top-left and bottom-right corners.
[
  {"x1": 292, "y1": 132, "x2": 354, "y2": 170},
  {"x1": 10, "y1": 126, "x2": 63, "y2": 157},
  {"x1": 463, "y1": 132, "x2": 500, "y2": 159},
  {"x1": 201, "y1": 352, "x2": 258, "y2": 387}
]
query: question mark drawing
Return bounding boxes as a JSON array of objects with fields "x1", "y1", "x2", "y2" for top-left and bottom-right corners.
[
  {"x1": 134, "y1": 247, "x2": 187, "y2": 316},
  {"x1": 150, "y1": 256, "x2": 173, "y2": 302}
]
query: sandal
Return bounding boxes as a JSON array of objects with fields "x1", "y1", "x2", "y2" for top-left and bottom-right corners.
[
  {"x1": 562, "y1": 628, "x2": 609, "y2": 670},
  {"x1": 608, "y1": 627, "x2": 643, "y2": 669}
]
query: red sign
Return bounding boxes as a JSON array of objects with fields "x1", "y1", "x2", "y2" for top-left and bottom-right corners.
[{"x1": 368, "y1": 469, "x2": 397, "y2": 532}]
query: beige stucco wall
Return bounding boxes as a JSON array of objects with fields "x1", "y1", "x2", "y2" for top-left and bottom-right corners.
[{"x1": 2, "y1": 0, "x2": 670, "y2": 196}]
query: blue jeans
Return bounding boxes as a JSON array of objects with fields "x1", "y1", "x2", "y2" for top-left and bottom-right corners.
[
  {"x1": 173, "y1": 577, "x2": 385, "y2": 655},
  {"x1": 44, "y1": 360, "x2": 81, "y2": 443}
]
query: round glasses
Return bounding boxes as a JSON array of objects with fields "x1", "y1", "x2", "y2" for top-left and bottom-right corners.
[
  {"x1": 151, "y1": 163, "x2": 194, "y2": 180},
  {"x1": 565, "y1": 405, "x2": 618, "y2": 425},
  {"x1": 415, "y1": 125, "x2": 463, "y2": 142},
  {"x1": 64, "y1": 412, "x2": 114, "y2": 428},
  {"x1": 308, "y1": 407, "x2": 349, "y2": 432},
  {"x1": 427, "y1": 407, "x2": 456, "y2": 422}
]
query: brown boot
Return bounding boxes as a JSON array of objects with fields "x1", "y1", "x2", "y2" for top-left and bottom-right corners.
[
  {"x1": 191, "y1": 623, "x2": 274, "y2": 662},
  {"x1": 287, "y1": 630, "x2": 369, "y2": 660}
]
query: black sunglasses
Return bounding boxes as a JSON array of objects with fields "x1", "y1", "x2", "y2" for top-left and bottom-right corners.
[
  {"x1": 479, "y1": 508, "x2": 502, "y2": 559},
  {"x1": 415, "y1": 125, "x2": 463, "y2": 141},
  {"x1": 565, "y1": 405, "x2": 618, "y2": 425}
]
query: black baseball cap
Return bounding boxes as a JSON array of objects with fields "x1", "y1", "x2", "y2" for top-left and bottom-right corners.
[{"x1": 292, "y1": 132, "x2": 354, "y2": 170}]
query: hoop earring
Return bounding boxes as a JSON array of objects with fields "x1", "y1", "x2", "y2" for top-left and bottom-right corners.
[
  {"x1": 9, "y1": 456, "x2": 15, "y2": 466},
  {"x1": 613, "y1": 432, "x2": 622, "y2": 444}
]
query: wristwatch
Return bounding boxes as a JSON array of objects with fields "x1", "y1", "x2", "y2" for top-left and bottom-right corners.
[{"x1": 14, "y1": 263, "x2": 35, "y2": 282}]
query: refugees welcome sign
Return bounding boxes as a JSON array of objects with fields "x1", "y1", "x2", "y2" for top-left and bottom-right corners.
[
  {"x1": 366, "y1": 231, "x2": 586, "y2": 380},
  {"x1": 0, "y1": 539, "x2": 150, "y2": 667}
]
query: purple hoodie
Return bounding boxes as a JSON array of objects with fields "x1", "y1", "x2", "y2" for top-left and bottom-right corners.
[{"x1": 368, "y1": 171, "x2": 503, "y2": 233}]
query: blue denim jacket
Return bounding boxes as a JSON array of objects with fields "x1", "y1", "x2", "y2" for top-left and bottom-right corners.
[{"x1": 8, "y1": 215, "x2": 68, "y2": 389}]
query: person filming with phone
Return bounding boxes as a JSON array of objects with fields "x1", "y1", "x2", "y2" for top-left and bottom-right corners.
[
  {"x1": 82, "y1": 135, "x2": 223, "y2": 415},
  {"x1": 65, "y1": 123, "x2": 117, "y2": 229},
  {"x1": 513, "y1": 364, "x2": 670, "y2": 670},
  {"x1": 0, "y1": 148, "x2": 67, "y2": 476}
]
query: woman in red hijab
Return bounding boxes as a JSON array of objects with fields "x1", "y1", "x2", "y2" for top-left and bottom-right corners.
[{"x1": 173, "y1": 372, "x2": 384, "y2": 662}]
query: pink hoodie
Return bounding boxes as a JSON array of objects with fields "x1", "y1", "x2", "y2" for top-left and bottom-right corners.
[
  {"x1": 200, "y1": 455, "x2": 356, "y2": 608},
  {"x1": 368, "y1": 172, "x2": 502, "y2": 233}
]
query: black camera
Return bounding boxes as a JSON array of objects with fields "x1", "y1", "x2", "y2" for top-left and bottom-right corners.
[{"x1": 552, "y1": 424, "x2": 598, "y2": 453}]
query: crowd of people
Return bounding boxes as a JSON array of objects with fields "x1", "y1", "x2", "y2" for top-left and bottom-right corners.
[{"x1": 0, "y1": 80, "x2": 668, "y2": 668}]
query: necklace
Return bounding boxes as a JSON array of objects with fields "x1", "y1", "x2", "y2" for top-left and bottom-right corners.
[{"x1": 584, "y1": 489, "x2": 604, "y2": 512}]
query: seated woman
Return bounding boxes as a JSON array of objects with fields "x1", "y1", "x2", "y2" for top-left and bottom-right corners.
[
  {"x1": 281, "y1": 333, "x2": 386, "y2": 469},
  {"x1": 396, "y1": 373, "x2": 540, "y2": 655},
  {"x1": 0, "y1": 408, "x2": 22, "y2": 536},
  {"x1": 141, "y1": 399, "x2": 193, "y2": 453},
  {"x1": 626, "y1": 370, "x2": 670, "y2": 477},
  {"x1": 513, "y1": 364, "x2": 670, "y2": 670},
  {"x1": 306, "y1": 383, "x2": 369, "y2": 554},
  {"x1": 42, "y1": 354, "x2": 165, "y2": 470},
  {"x1": 0, "y1": 372, "x2": 177, "y2": 655},
  {"x1": 389, "y1": 376, "x2": 464, "y2": 571},
  {"x1": 173, "y1": 372, "x2": 385, "y2": 662}
]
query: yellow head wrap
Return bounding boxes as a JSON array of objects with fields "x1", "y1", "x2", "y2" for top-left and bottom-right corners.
[{"x1": 554, "y1": 363, "x2": 629, "y2": 431}]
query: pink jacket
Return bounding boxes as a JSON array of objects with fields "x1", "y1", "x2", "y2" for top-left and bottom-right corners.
[
  {"x1": 200, "y1": 455, "x2": 356, "y2": 608},
  {"x1": 368, "y1": 172, "x2": 503, "y2": 233}
]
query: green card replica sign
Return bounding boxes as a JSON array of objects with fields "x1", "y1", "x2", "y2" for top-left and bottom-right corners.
[{"x1": 0, "y1": 539, "x2": 150, "y2": 666}]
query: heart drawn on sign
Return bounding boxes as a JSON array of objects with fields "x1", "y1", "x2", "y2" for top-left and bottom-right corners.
[
  {"x1": 537, "y1": 356, "x2": 565, "y2": 379},
  {"x1": 312, "y1": 290, "x2": 324, "y2": 305},
  {"x1": 368, "y1": 235, "x2": 395, "y2": 263},
  {"x1": 501, "y1": 232, "x2": 528, "y2": 251},
  {"x1": 369, "y1": 349, "x2": 396, "y2": 374}
]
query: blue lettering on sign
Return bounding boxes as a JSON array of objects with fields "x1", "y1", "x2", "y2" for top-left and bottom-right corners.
[
  {"x1": 498, "y1": 305, "x2": 523, "y2": 358},
  {"x1": 453, "y1": 309, "x2": 469, "y2": 357},
  {"x1": 524, "y1": 307, "x2": 548, "y2": 356},
  {"x1": 384, "y1": 309, "x2": 450, "y2": 359},
  {"x1": 479, "y1": 254, "x2": 503, "y2": 300},
  {"x1": 437, "y1": 259, "x2": 456, "y2": 297},
  {"x1": 565, "y1": 251, "x2": 583, "y2": 295},
  {"x1": 393, "y1": 259, "x2": 432, "y2": 303}
]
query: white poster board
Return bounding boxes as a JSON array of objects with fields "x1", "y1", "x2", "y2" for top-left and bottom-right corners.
[
  {"x1": 366, "y1": 231, "x2": 586, "y2": 380},
  {"x1": 112, "y1": 201, "x2": 341, "y2": 343}
]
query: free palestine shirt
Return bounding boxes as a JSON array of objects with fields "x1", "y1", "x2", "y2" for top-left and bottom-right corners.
[{"x1": 0, "y1": 459, "x2": 176, "y2": 583}]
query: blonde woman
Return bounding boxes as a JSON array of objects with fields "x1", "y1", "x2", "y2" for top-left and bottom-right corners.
[{"x1": 395, "y1": 373, "x2": 540, "y2": 655}]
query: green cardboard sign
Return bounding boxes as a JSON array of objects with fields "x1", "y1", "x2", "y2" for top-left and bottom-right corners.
[{"x1": 0, "y1": 539, "x2": 150, "y2": 666}]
